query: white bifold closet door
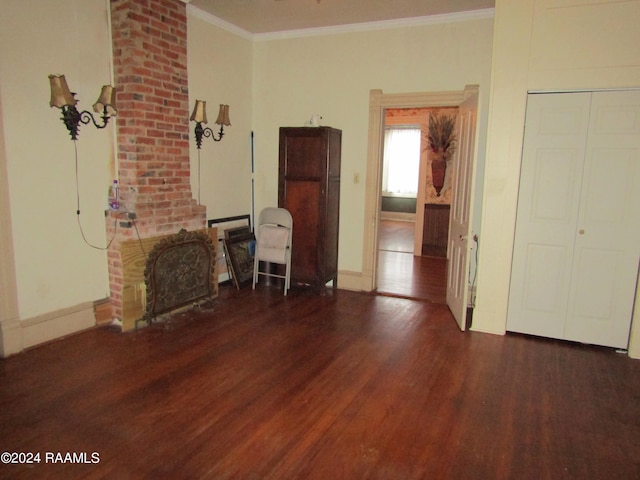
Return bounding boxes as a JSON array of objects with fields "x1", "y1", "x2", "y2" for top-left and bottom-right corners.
[{"x1": 507, "y1": 90, "x2": 640, "y2": 349}]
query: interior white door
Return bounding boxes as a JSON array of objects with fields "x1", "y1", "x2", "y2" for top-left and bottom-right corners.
[
  {"x1": 563, "y1": 91, "x2": 640, "y2": 347},
  {"x1": 508, "y1": 91, "x2": 640, "y2": 349},
  {"x1": 446, "y1": 90, "x2": 479, "y2": 330},
  {"x1": 507, "y1": 93, "x2": 591, "y2": 339}
]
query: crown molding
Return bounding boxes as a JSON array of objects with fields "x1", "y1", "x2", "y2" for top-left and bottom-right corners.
[
  {"x1": 255, "y1": 8, "x2": 495, "y2": 41},
  {"x1": 187, "y1": 4, "x2": 254, "y2": 40},
  {"x1": 186, "y1": 6, "x2": 494, "y2": 42}
]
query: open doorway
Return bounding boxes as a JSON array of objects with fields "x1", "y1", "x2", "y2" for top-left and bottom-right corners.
[
  {"x1": 362, "y1": 87, "x2": 480, "y2": 326},
  {"x1": 376, "y1": 220, "x2": 448, "y2": 302},
  {"x1": 375, "y1": 107, "x2": 456, "y2": 303}
]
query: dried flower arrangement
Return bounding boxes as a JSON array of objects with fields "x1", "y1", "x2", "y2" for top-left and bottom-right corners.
[
  {"x1": 427, "y1": 113, "x2": 457, "y2": 157},
  {"x1": 427, "y1": 113, "x2": 457, "y2": 197}
]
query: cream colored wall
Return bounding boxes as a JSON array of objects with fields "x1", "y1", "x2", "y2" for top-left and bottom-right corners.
[
  {"x1": 187, "y1": 14, "x2": 254, "y2": 221},
  {"x1": 0, "y1": 4, "x2": 492, "y2": 354},
  {"x1": 252, "y1": 18, "x2": 494, "y2": 273},
  {"x1": 0, "y1": 88, "x2": 20, "y2": 357},
  {"x1": 0, "y1": 0, "x2": 113, "y2": 342},
  {"x1": 473, "y1": 0, "x2": 640, "y2": 356}
]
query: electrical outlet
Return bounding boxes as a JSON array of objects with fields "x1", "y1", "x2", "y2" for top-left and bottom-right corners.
[{"x1": 127, "y1": 212, "x2": 137, "y2": 220}]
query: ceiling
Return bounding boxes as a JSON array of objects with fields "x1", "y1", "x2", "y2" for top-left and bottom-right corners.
[{"x1": 187, "y1": 0, "x2": 495, "y2": 35}]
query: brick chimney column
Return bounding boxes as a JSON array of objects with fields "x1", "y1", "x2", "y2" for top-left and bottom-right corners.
[{"x1": 106, "y1": 0, "x2": 205, "y2": 322}]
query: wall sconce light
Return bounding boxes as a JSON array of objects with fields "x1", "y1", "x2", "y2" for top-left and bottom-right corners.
[
  {"x1": 49, "y1": 74, "x2": 117, "y2": 141},
  {"x1": 190, "y1": 100, "x2": 231, "y2": 149}
]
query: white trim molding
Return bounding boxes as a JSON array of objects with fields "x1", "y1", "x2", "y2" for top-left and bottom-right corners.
[
  {"x1": 337, "y1": 270, "x2": 364, "y2": 292},
  {"x1": 255, "y1": 9, "x2": 495, "y2": 41},
  {"x1": 1, "y1": 303, "x2": 96, "y2": 358},
  {"x1": 186, "y1": 6, "x2": 495, "y2": 41},
  {"x1": 187, "y1": 4, "x2": 254, "y2": 40}
]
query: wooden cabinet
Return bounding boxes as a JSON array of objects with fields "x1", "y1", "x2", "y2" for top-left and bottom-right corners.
[
  {"x1": 422, "y1": 204, "x2": 450, "y2": 258},
  {"x1": 278, "y1": 127, "x2": 341, "y2": 290}
]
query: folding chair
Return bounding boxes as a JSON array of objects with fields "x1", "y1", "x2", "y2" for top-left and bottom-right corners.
[{"x1": 252, "y1": 207, "x2": 293, "y2": 295}]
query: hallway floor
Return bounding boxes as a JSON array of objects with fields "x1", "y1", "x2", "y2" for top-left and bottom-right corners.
[{"x1": 376, "y1": 220, "x2": 447, "y2": 303}]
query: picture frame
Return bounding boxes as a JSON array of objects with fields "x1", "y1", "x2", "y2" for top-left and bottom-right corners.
[
  {"x1": 208, "y1": 215, "x2": 251, "y2": 283},
  {"x1": 223, "y1": 233, "x2": 255, "y2": 289},
  {"x1": 224, "y1": 225, "x2": 252, "y2": 241}
]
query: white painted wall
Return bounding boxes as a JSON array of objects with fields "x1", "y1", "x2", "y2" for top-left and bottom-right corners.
[
  {"x1": 473, "y1": 0, "x2": 640, "y2": 357},
  {"x1": 251, "y1": 17, "x2": 494, "y2": 273},
  {"x1": 6, "y1": 0, "x2": 636, "y2": 357},
  {"x1": 0, "y1": 0, "x2": 114, "y2": 323},
  {"x1": 187, "y1": 12, "x2": 254, "y2": 222},
  {"x1": 0, "y1": 2, "x2": 493, "y2": 355}
]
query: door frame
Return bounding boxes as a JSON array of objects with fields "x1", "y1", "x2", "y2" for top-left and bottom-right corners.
[{"x1": 361, "y1": 87, "x2": 473, "y2": 291}]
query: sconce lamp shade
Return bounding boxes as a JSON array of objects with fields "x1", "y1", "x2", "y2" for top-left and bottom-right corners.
[
  {"x1": 49, "y1": 73, "x2": 116, "y2": 140},
  {"x1": 215, "y1": 104, "x2": 231, "y2": 126},
  {"x1": 190, "y1": 100, "x2": 208, "y2": 124},
  {"x1": 190, "y1": 99, "x2": 230, "y2": 148},
  {"x1": 93, "y1": 85, "x2": 117, "y2": 116},
  {"x1": 49, "y1": 74, "x2": 76, "y2": 108}
]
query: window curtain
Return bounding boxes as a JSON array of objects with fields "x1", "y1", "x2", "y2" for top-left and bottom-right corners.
[{"x1": 382, "y1": 127, "x2": 421, "y2": 196}]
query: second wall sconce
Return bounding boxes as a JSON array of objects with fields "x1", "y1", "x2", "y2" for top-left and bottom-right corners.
[
  {"x1": 190, "y1": 100, "x2": 231, "y2": 149},
  {"x1": 49, "y1": 74, "x2": 117, "y2": 141}
]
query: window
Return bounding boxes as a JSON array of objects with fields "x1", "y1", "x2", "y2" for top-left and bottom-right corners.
[{"x1": 382, "y1": 127, "x2": 421, "y2": 196}]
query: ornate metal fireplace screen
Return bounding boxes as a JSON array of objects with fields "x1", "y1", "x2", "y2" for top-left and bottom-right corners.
[{"x1": 144, "y1": 229, "x2": 215, "y2": 323}]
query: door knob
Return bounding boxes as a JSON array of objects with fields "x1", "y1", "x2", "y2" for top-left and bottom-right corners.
[{"x1": 578, "y1": 229, "x2": 585, "y2": 235}]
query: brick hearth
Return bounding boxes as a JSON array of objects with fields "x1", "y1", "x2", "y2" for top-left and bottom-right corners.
[{"x1": 106, "y1": 0, "x2": 205, "y2": 323}]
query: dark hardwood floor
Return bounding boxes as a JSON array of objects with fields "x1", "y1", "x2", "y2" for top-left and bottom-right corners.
[
  {"x1": 1, "y1": 285, "x2": 639, "y2": 479},
  {"x1": 377, "y1": 220, "x2": 447, "y2": 303}
]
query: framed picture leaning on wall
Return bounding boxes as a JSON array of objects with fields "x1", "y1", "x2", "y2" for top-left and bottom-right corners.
[
  {"x1": 223, "y1": 232, "x2": 255, "y2": 289},
  {"x1": 207, "y1": 214, "x2": 251, "y2": 284}
]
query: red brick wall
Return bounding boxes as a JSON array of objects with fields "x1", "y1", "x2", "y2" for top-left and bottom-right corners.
[{"x1": 106, "y1": 0, "x2": 205, "y2": 321}]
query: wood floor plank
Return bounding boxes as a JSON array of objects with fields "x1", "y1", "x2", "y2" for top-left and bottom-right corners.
[
  {"x1": 0, "y1": 285, "x2": 639, "y2": 479},
  {"x1": 377, "y1": 220, "x2": 447, "y2": 303}
]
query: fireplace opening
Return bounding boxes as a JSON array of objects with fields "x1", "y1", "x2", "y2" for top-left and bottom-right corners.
[{"x1": 143, "y1": 229, "x2": 216, "y2": 324}]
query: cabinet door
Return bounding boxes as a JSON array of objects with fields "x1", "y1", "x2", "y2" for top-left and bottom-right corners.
[
  {"x1": 283, "y1": 180, "x2": 321, "y2": 284},
  {"x1": 280, "y1": 129, "x2": 327, "y2": 179}
]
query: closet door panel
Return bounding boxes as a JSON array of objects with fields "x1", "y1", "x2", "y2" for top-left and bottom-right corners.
[
  {"x1": 507, "y1": 93, "x2": 590, "y2": 338},
  {"x1": 570, "y1": 248, "x2": 622, "y2": 320},
  {"x1": 564, "y1": 91, "x2": 640, "y2": 347}
]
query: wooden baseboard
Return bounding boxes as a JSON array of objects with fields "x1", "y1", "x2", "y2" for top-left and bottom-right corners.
[
  {"x1": 20, "y1": 302, "x2": 96, "y2": 351},
  {"x1": 337, "y1": 270, "x2": 367, "y2": 292}
]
